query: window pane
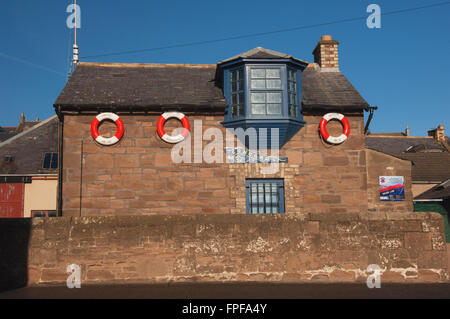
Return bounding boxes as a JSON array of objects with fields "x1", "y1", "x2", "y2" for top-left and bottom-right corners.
[
  {"x1": 238, "y1": 93, "x2": 244, "y2": 104},
  {"x1": 238, "y1": 69, "x2": 243, "y2": 80},
  {"x1": 292, "y1": 93, "x2": 298, "y2": 104},
  {"x1": 288, "y1": 82, "x2": 294, "y2": 92},
  {"x1": 251, "y1": 93, "x2": 266, "y2": 103},
  {"x1": 232, "y1": 81, "x2": 237, "y2": 92},
  {"x1": 251, "y1": 104, "x2": 265, "y2": 115},
  {"x1": 238, "y1": 104, "x2": 245, "y2": 116},
  {"x1": 51, "y1": 153, "x2": 58, "y2": 169},
  {"x1": 232, "y1": 105, "x2": 238, "y2": 117},
  {"x1": 251, "y1": 69, "x2": 265, "y2": 78},
  {"x1": 267, "y1": 92, "x2": 282, "y2": 103},
  {"x1": 232, "y1": 94, "x2": 237, "y2": 105},
  {"x1": 251, "y1": 79, "x2": 266, "y2": 89},
  {"x1": 43, "y1": 153, "x2": 51, "y2": 169},
  {"x1": 266, "y1": 79, "x2": 282, "y2": 89},
  {"x1": 237, "y1": 80, "x2": 243, "y2": 91},
  {"x1": 266, "y1": 69, "x2": 280, "y2": 78},
  {"x1": 267, "y1": 104, "x2": 282, "y2": 114}
]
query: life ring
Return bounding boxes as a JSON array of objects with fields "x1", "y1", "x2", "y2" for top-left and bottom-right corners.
[
  {"x1": 319, "y1": 113, "x2": 350, "y2": 144},
  {"x1": 157, "y1": 112, "x2": 190, "y2": 143},
  {"x1": 90, "y1": 113, "x2": 124, "y2": 146}
]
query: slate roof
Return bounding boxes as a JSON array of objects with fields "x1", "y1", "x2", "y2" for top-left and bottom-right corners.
[
  {"x1": 0, "y1": 127, "x2": 17, "y2": 142},
  {"x1": 416, "y1": 180, "x2": 450, "y2": 200},
  {"x1": 0, "y1": 116, "x2": 58, "y2": 175},
  {"x1": 55, "y1": 62, "x2": 369, "y2": 113},
  {"x1": 365, "y1": 136, "x2": 448, "y2": 154},
  {"x1": 0, "y1": 120, "x2": 40, "y2": 142},
  {"x1": 366, "y1": 136, "x2": 450, "y2": 183},
  {"x1": 394, "y1": 153, "x2": 450, "y2": 183},
  {"x1": 302, "y1": 67, "x2": 369, "y2": 111},
  {"x1": 54, "y1": 63, "x2": 226, "y2": 113}
]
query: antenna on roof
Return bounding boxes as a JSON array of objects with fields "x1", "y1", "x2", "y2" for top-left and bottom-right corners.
[{"x1": 69, "y1": 0, "x2": 79, "y2": 77}]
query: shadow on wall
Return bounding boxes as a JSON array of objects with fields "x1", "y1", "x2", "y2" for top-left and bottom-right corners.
[{"x1": 0, "y1": 219, "x2": 30, "y2": 292}]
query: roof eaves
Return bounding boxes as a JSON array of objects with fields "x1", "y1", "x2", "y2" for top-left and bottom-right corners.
[{"x1": 0, "y1": 115, "x2": 58, "y2": 149}]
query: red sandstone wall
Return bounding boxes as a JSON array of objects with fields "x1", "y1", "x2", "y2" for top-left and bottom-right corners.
[
  {"x1": 19, "y1": 213, "x2": 447, "y2": 285},
  {"x1": 62, "y1": 112, "x2": 367, "y2": 216},
  {"x1": 365, "y1": 149, "x2": 414, "y2": 212}
]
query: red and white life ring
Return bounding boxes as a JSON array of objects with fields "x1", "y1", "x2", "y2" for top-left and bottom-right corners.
[
  {"x1": 157, "y1": 112, "x2": 190, "y2": 144},
  {"x1": 319, "y1": 113, "x2": 350, "y2": 144},
  {"x1": 90, "y1": 113, "x2": 124, "y2": 146}
]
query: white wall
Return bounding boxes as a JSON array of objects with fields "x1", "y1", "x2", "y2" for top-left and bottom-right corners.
[{"x1": 23, "y1": 178, "x2": 57, "y2": 218}]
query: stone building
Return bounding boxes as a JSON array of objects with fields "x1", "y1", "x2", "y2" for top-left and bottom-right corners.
[
  {"x1": 53, "y1": 35, "x2": 413, "y2": 217},
  {"x1": 0, "y1": 116, "x2": 59, "y2": 218}
]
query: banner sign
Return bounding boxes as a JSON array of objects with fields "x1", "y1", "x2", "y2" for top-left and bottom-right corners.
[
  {"x1": 379, "y1": 176, "x2": 405, "y2": 201},
  {"x1": 224, "y1": 148, "x2": 288, "y2": 164}
]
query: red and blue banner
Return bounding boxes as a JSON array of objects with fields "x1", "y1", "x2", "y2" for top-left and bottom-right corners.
[{"x1": 379, "y1": 176, "x2": 405, "y2": 201}]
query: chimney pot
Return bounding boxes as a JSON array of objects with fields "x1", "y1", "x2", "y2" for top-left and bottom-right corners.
[{"x1": 313, "y1": 35, "x2": 339, "y2": 70}]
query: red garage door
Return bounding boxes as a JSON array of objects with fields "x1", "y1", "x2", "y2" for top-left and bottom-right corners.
[{"x1": 0, "y1": 183, "x2": 24, "y2": 218}]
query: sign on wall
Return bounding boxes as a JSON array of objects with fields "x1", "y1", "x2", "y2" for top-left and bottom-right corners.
[
  {"x1": 379, "y1": 176, "x2": 405, "y2": 201},
  {"x1": 224, "y1": 148, "x2": 288, "y2": 164}
]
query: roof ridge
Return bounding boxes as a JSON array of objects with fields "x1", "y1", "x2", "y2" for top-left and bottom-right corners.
[
  {"x1": 77, "y1": 62, "x2": 216, "y2": 69},
  {"x1": 0, "y1": 115, "x2": 58, "y2": 148}
]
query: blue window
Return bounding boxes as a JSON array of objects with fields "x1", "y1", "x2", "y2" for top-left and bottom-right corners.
[
  {"x1": 221, "y1": 62, "x2": 305, "y2": 148},
  {"x1": 287, "y1": 68, "x2": 298, "y2": 117},
  {"x1": 246, "y1": 179, "x2": 285, "y2": 214},
  {"x1": 249, "y1": 67, "x2": 283, "y2": 116},
  {"x1": 4, "y1": 156, "x2": 14, "y2": 163},
  {"x1": 230, "y1": 68, "x2": 245, "y2": 118},
  {"x1": 43, "y1": 152, "x2": 58, "y2": 169}
]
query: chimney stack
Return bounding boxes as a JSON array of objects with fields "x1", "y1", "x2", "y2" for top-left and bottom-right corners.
[
  {"x1": 428, "y1": 124, "x2": 445, "y2": 142},
  {"x1": 313, "y1": 35, "x2": 339, "y2": 71},
  {"x1": 405, "y1": 124, "x2": 410, "y2": 137}
]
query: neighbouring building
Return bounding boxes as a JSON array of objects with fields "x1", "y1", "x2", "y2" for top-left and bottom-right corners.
[
  {"x1": 366, "y1": 124, "x2": 450, "y2": 200},
  {"x1": 0, "y1": 115, "x2": 59, "y2": 218},
  {"x1": 53, "y1": 35, "x2": 415, "y2": 216},
  {"x1": 0, "y1": 113, "x2": 40, "y2": 142},
  {"x1": 366, "y1": 124, "x2": 450, "y2": 241}
]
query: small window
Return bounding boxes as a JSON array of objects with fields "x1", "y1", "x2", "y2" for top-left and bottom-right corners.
[
  {"x1": 249, "y1": 67, "x2": 283, "y2": 116},
  {"x1": 288, "y1": 68, "x2": 298, "y2": 117},
  {"x1": 43, "y1": 153, "x2": 58, "y2": 169},
  {"x1": 246, "y1": 179, "x2": 285, "y2": 214},
  {"x1": 4, "y1": 156, "x2": 14, "y2": 163},
  {"x1": 230, "y1": 68, "x2": 245, "y2": 118}
]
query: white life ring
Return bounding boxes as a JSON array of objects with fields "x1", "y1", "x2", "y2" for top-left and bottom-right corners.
[
  {"x1": 319, "y1": 113, "x2": 350, "y2": 144},
  {"x1": 90, "y1": 113, "x2": 124, "y2": 146},
  {"x1": 156, "y1": 112, "x2": 190, "y2": 144}
]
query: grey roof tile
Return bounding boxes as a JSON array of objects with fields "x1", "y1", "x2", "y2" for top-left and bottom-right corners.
[
  {"x1": 0, "y1": 116, "x2": 59, "y2": 175},
  {"x1": 55, "y1": 61, "x2": 369, "y2": 113}
]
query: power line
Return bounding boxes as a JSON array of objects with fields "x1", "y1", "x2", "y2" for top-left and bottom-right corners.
[
  {"x1": 0, "y1": 52, "x2": 66, "y2": 77},
  {"x1": 81, "y1": 1, "x2": 450, "y2": 59}
]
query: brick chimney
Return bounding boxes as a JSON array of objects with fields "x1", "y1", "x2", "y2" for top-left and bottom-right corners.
[
  {"x1": 428, "y1": 124, "x2": 445, "y2": 142},
  {"x1": 313, "y1": 35, "x2": 339, "y2": 70}
]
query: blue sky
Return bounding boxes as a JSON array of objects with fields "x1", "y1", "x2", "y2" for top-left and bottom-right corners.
[{"x1": 0, "y1": 0, "x2": 449, "y2": 136}]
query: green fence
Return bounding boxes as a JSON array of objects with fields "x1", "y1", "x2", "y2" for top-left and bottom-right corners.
[{"x1": 414, "y1": 202, "x2": 450, "y2": 243}]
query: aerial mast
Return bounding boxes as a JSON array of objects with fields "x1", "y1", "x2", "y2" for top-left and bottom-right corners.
[{"x1": 72, "y1": 0, "x2": 79, "y2": 67}]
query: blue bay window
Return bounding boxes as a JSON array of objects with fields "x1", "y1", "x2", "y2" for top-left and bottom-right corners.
[{"x1": 218, "y1": 50, "x2": 308, "y2": 148}]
